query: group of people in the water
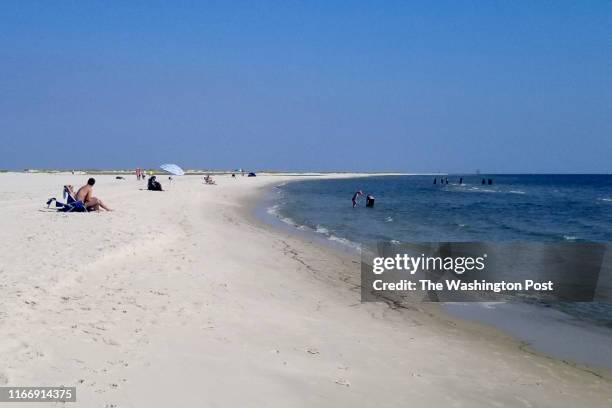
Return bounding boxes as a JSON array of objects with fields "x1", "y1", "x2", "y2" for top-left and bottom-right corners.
[
  {"x1": 433, "y1": 177, "x2": 494, "y2": 185},
  {"x1": 352, "y1": 176, "x2": 498, "y2": 208}
]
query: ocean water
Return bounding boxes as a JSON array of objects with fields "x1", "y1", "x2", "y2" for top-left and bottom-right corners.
[
  {"x1": 266, "y1": 174, "x2": 612, "y2": 327},
  {"x1": 269, "y1": 174, "x2": 612, "y2": 245}
]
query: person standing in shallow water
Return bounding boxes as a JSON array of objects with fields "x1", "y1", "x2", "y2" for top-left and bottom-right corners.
[{"x1": 352, "y1": 190, "x2": 363, "y2": 207}]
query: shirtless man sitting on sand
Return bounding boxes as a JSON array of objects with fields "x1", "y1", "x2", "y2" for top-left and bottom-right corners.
[{"x1": 75, "y1": 178, "x2": 112, "y2": 211}]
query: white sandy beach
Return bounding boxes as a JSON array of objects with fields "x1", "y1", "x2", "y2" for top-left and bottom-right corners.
[{"x1": 0, "y1": 172, "x2": 611, "y2": 408}]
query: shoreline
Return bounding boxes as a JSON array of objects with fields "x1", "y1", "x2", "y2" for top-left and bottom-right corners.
[
  {"x1": 249, "y1": 175, "x2": 612, "y2": 374},
  {"x1": 0, "y1": 172, "x2": 610, "y2": 407}
]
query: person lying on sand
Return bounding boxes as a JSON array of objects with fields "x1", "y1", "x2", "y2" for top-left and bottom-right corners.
[{"x1": 75, "y1": 178, "x2": 112, "y2": 211}]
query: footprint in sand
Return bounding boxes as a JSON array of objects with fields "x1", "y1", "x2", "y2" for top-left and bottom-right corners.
[
  {"x1": 334, "y1": 379, "x2": 351, "y2": 387},
  {"x1": 102, "y1": 338, "x2": 120, "y2": 346}
]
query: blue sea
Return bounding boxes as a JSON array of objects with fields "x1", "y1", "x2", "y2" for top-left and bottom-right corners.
[
  {"x1": 268, "y1": 174, "x2": 612, "y2": 245},
  {"x1": 265, "y1": 174, "x2": 612, "y2": 323}
]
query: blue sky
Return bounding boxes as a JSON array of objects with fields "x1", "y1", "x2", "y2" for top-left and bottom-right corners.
[{"x1": 1, "y1": 1, "x2": 610, "y2": 172}]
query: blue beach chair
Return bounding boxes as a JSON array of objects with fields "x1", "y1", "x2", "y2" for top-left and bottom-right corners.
[{"x1": 46, "y1": 186, "x2": 88, "y2": 212}]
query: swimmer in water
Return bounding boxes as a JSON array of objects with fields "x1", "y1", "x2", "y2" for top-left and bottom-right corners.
[{"x1": 352, "y1": 190, "x2": 363, "y2": 208}]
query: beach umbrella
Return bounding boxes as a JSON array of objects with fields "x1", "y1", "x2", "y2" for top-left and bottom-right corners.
[{"x1": 160, "y1": 163, "x2": 185, "y2": 176}]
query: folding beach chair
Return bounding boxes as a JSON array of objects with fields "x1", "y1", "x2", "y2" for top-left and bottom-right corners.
[{"x1": 46, "y1": 186, "x2": 87, "y2": 212}]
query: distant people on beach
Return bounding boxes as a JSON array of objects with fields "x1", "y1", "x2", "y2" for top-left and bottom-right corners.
[
  {"x1": 147, "y1": 176, "x2": 163, "y2": 191},
  {"x1": 459, "y1": 177, "x2": 463, "y2": 185},
  {"x1": 352, "y1": 190, "x2": 363, "y2": 207},
  {"x1": 204, "y1": 175, "x2": 216, "y2": 185},
  {"x1": 75, "y1": 178, "x2": 112, "y2": 211},
  {"x1": 433, "y1": 178, "x2": 437, "y2": 185}
]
